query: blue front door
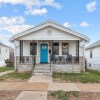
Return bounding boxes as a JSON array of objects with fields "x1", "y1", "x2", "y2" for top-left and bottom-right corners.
[{"x1": 40, "y1": 44, "x2": 48, "y2": 63}]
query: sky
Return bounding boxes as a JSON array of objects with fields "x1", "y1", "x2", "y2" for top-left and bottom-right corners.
[{"x1": 0, "y1": 0, "x2": 100, "y2": 46}]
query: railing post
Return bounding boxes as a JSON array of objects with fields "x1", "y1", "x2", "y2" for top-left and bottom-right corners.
[
  {"x1": 34, "y1": 56, "x2": 36, "y2": 68},
  {"x1": 32, "y1": 56, "x2": 36, "y2": 69},
  {"x1": 50, "y1": 54, "x2": 51, "y2": 72}
]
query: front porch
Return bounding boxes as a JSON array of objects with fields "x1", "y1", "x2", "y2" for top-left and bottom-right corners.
[{"x1": 15, "y1": 40, "x2": 85, "y2": 73}]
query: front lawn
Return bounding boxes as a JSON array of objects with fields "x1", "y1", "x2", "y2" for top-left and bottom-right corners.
[
  {"x1": 0, "y1": 67, "x2": 14, "y2": 72},
  {"x1": 0, "y1": 71, "x2": 32, "y2": 81},
  {"x1": 53, "y1": 70, "x2": 100, "y2": 83}
]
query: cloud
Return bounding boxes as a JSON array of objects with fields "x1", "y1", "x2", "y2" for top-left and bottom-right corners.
[
  {"x1": 86, "y1": 1, "x2": 97, "y2": 12},
  {"x1": 25, "y1": 8, "x2": 48, "y2": 15},
  {"x1": 80, "y1": 21, "x2": 90, "y2": 27},
  {"x1": 0, "y1": 34, "x2": 11, "y2": 40},
  {"x1": 4, "y1": 25, "x2": 33, "y2": 34},
  {"x1": 63, "y1": 22, "x2": 71, "y2": 28},
  {"x1": 0, "y1": 16, "x2": 25, "y2": 26},
  {"x1": 0, "y1": 0, "x2": 61, "y2": 15},
  {"x1": 0, "y1": 16, "x2": 33, "y2": 35}
]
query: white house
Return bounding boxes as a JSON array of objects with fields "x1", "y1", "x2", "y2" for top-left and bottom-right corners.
[
  {"x1": 10, "y1": 20, "x2": 89, "y2": 74},
  {"x1": 0, "y1": 42, "x2": 10, "y2": 67},
  {"x1": 85, "y1": 40, "x2": 100, "y2": 71}
]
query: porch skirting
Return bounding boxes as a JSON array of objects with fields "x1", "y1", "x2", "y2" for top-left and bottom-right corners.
[{"x1": 15, "y1": 56, "x2": 85, "y2": 73}]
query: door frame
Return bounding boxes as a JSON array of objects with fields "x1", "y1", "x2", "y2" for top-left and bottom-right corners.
[{"x1": 40, "y1": 43, "x2": 49, "y2": 63}]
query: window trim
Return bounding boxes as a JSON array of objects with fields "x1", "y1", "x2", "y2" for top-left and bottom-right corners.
[
  {"x1": 52, "y1": 43, "x2": 59, "y2": 55},
  {"x1": 62, "y1": 43, "x2": 69, "y2": 55},
  {"x1": 90, "y1": 49, "x2": 93, "y2": 58},
  {"x1": 30, "y1": 42, "x2": 37, "y2": 55}
]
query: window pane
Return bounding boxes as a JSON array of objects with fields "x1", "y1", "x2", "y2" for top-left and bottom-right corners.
[
  {"x1": 52, "y1": 43, "x2": 59, "y2": 55},
  {"x1": 62, "y1": 43, "x2": 69, "y2": 55},
  {"x1": 90, "y1": 50, "x2": 92, "y2": 58},
  {"x1": 30, "y1": 43, "x2": 37, "y2": 55}
]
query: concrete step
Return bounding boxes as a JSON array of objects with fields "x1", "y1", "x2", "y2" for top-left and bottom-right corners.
[
  {"x1": 33, "y1": 70, "x2": 51, "y2": 73},
  {"x1": 33, "y1": 72, "x2": 52, "y2": 75}
]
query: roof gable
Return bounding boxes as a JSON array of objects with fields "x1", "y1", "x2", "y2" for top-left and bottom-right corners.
[
  {"x1": 10, "y1": 20, "x2": 89, "y2": 42},
  {"x1": 0, "y1": 42, "x2": 9, "y2": 48},
  {"x1": 86, "y1": 40, "x2": 100, "y2": 50},
  {"x1": 18, "y1": 26, "x2": 81, "y2": 40}
]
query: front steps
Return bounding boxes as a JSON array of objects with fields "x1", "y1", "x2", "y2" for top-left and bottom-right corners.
[
  {"x1": 32, "y1": 64, "x2": 53, "y2": 75},
  {"x1": 32, "y1": 64, "x2": 81, "y2": 75}
]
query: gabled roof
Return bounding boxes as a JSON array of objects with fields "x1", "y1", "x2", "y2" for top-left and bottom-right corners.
[
  {"x1": 0, "y1": 42, "x2": 9, "y2": 48},
  {"x1": 86, "y1": 40, "x2": 100, "y2": 50},
  {"x1": 10, "y1": 19, "x2": 89, "y2": 42}
]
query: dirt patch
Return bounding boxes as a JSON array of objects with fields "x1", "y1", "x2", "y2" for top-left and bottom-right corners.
[
  {"x1": 48, "y1": 91, "x2": 100, "y2": 100},
  {"x1": 0, "y1": 90, "x2": 21, "y2": 100}
]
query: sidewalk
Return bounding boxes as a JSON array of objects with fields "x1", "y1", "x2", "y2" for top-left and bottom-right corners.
[
  {"x1": 0, "y1": 75, "x2": 100, "y2": 100},
  {"x1": 0, "y1": 70, "x2": 14, "y2": 76}
]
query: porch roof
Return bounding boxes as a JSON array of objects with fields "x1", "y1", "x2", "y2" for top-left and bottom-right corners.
[{"x1": 10, "y1": 19, "x2": 90, "y2": 42}]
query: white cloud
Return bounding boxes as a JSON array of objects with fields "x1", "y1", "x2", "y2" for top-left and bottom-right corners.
[
  {"x1": 63, "y1": 22, "x2": 71, "y2": 28},
  {"x1": 0, "y1": 0, "x2": 61, "y2": 10},
  {"x1": 25, "y1": 8, "x2": 48, "y2": 15},
  {"x1": 80, "y1": 21, "x2": 90, "y2": 27},
  {"x1": 0, "y1": 16, "x2": 25, "y2": 26},
  {"x1": 86, "y1": 1, "x2": 97, "y2": 12},
  {"x1": 0, "y1": 34, "x2": 11, "y2": 40},
  {"x1": 0, "y1": 16, "x2": 33, "y2": 35},
  {"x1": 41, "y1": 0, "x2": 61, "y2": 9},
  {"x1": 4, "y1": 25, "x2": 33, "y2": 34}
]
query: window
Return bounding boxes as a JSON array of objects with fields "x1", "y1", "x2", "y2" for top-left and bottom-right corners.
[
  {"x1": 90, "y1": 50, "x2": 93, "y2": 58},
  {"x1": 89, "y1": 64, "x2": 91, "y2": 67},
  {"x1": 30, "y1": 43, "x2": 37, "y2": 55},
  {"x1": 52, "y1": 43, "x2": 59, "y2": 55},
  {"x1": 62, "y1": 43, "x2": 69, "y2": 55}
]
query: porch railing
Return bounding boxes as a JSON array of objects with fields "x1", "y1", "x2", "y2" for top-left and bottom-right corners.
[
  {"x1": 50, "y1": 55, "x2": 79, "y2": 64},
  {"x1": 16, "y1": 56, "x2": 36, "y2": 67}
]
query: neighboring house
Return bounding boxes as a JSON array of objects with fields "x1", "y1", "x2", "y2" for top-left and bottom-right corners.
[
  {"x1": 0, "y1": 42, "x2": 10, "y2": 66},
  {"x1": 85, "y1": 40, "x2": 100, "y2": 71},
  {"x1": 10, "y1": 20, "x2": 89, "y2": 73}
]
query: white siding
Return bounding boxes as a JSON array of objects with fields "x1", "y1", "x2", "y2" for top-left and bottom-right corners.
[
  {"x1": 0, "y1": 46, "x2": 10, "y2": 66},
  {"x1": 19, "y1": 26, "x2": 81, "y2": 41},
  {"x1": 0, "y1": 46, "x2": 9, "y2": 61},
  {"x1": 85, "y1": 46, "x2": 100, "y2": 70}
]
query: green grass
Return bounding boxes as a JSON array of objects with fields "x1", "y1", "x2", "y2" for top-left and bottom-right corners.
[
  {"x1": 50, "y1": 90, "x2": 68, "y2": 100},
  {"x1": 0, "y1": 71, "x2": 32, "y2": 81},
  {"x1": 52, "y1": 69, "x2": 100, "y2": 83},
  {"x1": 0, "y1": 67, "x2": 14, "y2": 72},
  {"x1": 50, "y1": 90, "x2": 79, "y2": 100}
]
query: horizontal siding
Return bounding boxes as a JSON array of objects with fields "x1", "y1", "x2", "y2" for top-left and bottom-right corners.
[{"x1": 85, "y1": 46, "x2": 100, "y2": 70}]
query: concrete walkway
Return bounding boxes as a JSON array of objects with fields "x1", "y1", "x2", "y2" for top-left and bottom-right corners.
[
  {"x1": 15, "y1": 91, "x2": 47, "y2": 100},
  {"x1": 0, "y1": 82, "x2": 48, "y2": 91},
  {"x1": 0, "y1": 75, "x2": 100, "y2": 100},
  {"x1": 0, "y1": 70, "x2": 14, "y2": 76},
  {"x1": 28, "y1": 75, "x2": 52, "y2": 83},
  {"x1": 0, "y1": 81, "x2": 99, "y2": 92}
]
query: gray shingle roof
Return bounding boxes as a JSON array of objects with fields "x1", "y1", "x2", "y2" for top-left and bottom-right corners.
[
  {"x1": 86, "y1": 40, "x2": 100, "y2": 49},
  {"x1": 0, "y1": 42, "x2": 9, "y2": 48}
]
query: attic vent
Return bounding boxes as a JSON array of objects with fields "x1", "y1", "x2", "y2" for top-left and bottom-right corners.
[{"x1": 47, "y1": 30, "x2": 52, "y2": 36}]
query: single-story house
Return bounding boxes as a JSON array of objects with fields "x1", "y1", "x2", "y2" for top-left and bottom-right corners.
[
  {"x1": 0, "y1": 42, "x2": 10, "y2": 67},
  {"x1": 85, "y1": 40, "x2": 100, "y2": 71},
  {"x1": 10, "y1": 20, "x2": 89, "y2": 74}
]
